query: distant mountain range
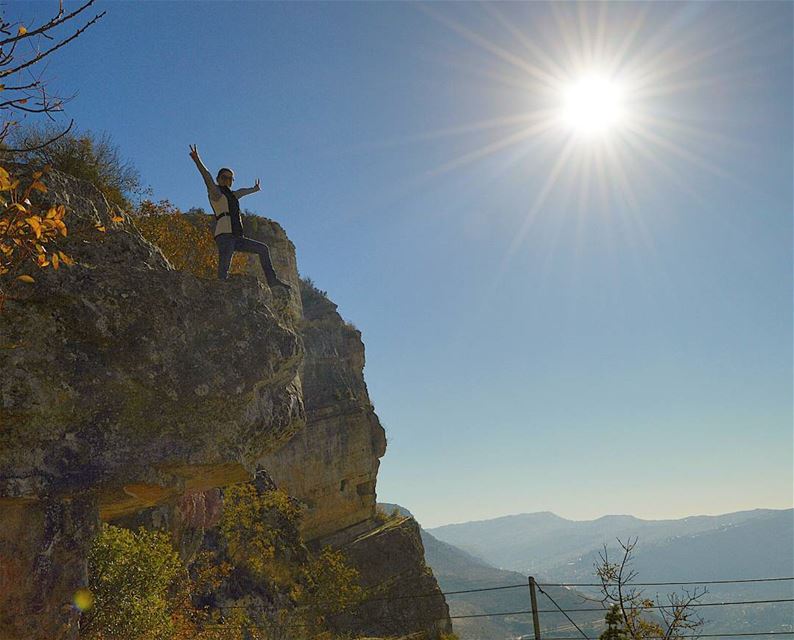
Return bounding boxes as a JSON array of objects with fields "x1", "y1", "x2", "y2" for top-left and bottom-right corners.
[
  {"x1": 382, "y1": 504, "x2": 794, "y2": 639},
  {"x1": 422, "y1": 507, "x2": 793, "y2": 638},
  {"x1": 426, "y1": 509, "x2": 792, "y2": 577}
]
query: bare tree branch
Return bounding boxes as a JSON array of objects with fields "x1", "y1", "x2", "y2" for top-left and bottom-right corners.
[
  {"x1": 0, "y1": 0, "x2": 96, "y2": 48},
  {"x1": 2, "y1": 80, "x2": 40, "y2": 91},
  {"x1": 0, "y1": 3, "x2": 103, "y2": 147},
  {"x1": 595, "y1": 538, "x2": 706, "y2": 640},
  {"x1": 4, "y1": 103, "x2": 62, "y2": 114},
  {"x1": 0, "y1": 36, "x2": 20, "y2": 67},
  {"x1": 0, "y1": 10, "x2": 106, "y2": 79},
  {"x1": 1, "y1": 118, "x2": 73, "y2": 152}
]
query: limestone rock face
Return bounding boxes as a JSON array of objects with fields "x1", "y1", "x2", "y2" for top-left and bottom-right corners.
[
  {"x1": 257, "y1": 283, "x2": 450, "y2": 639},
  {"x1": 327, "y1": 516, "x2": 452, "y2": 640},
  {"x1": 0, "y1": 171, "x2": 304, "y2": 637},
  {"x1": 0, "y1": 170, "x2": 304, "y2": 506},
  {"x1": 0, "y1": 495, "x2": 99, "y2": 639},
  {"x1": 0, "y1": 169, "x2": 450, "y2": 639},
  {"x1": 258, "y1": 282, "x2": 387, "y2": 543}
]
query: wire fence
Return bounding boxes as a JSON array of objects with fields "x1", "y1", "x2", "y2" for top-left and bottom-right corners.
[
  {"x1": 203, "y1": 575, "x2": 794, "y2": 638},
  {"x1": 218, "y1": 576, "x2": 794, "y2": 609}
]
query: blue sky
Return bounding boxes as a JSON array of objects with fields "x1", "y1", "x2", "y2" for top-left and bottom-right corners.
[{"x1": 16, "y1": 1, "x2": 792, "y2": 527}]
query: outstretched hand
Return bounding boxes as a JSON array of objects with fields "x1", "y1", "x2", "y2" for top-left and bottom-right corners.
[
  {"x1": 254, "y1": 178, "x2": 261, "y2": 191},
  {"x1": 189, "y1": 144, "x2": 199, "y2": 161}
]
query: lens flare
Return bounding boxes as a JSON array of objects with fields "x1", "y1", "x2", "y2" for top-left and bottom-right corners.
[{"x1": 73, "y1": 588, "x2": 94, "y2": 612}]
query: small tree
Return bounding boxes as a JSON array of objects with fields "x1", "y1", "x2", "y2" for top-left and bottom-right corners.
[
  {"x1": 297, "y1": 546, "x2": 364, "y2": 627},
  {"x1": 600, "y1": 604, "x2": 629, "y2": 640},
  {"x1": 219, "y1": 482, "x2": 364, "y2": 639},
  {"x1": 220, "y1": 484, "x2": 305, "y2": 589},
  {"x1": 0, "y1": 2, "x2": 108, "y2": 311},
  {"x1": 596, "y1": 538, "x2": 706, "y2": 640}
]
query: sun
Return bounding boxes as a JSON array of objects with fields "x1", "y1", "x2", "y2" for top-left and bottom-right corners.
[{"x1": 561, "y1": 74, "x2": 626, "y2": 136}]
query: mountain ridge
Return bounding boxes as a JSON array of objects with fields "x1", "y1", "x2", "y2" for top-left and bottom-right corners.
[{"x1": 428, "y1": 507, "x2": 789, "y2": 530}]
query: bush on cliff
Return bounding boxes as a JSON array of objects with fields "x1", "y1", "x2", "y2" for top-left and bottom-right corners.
[
  {"x1": 83, "y1": 524, "x2": 183, "y2": 640},
  {"x1": 82, "y1": 485, "x2": 365, "y2": 639},
  {"x1": 220, "y1": 482, "x2": 365, "y2": 634},
  {"x1": 132, "y1": 198, "x2": 247, "y2": 279},
  {"x1": 221, "y1": 484, "x2": 305, "y2": 589},
  {"x1": 0, "y1": 162, "x2": 114, "y2": 312},
  {"x1": 5, "y1": 124, "x2": 147, "y2": 209},
  {"x1": 299, "y1": 546, "x2": 365, "y2": 620},
  {"x1": 84, "y1": 525, "x2": 244, "y2": 640}
]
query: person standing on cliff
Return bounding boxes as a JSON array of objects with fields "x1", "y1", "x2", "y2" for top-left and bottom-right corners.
[{"x1": 189, "y1": 144, "x2": 291, "y2": 291}]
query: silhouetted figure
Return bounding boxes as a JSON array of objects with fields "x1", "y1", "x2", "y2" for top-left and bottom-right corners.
[{"x1": 189, "y1": 144, "x2": 291, "y2": 291}]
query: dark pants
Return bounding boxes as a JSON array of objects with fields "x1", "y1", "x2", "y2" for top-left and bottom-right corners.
[{"x1": 215, "y1": 233, "x2": 279, "y2": 283}]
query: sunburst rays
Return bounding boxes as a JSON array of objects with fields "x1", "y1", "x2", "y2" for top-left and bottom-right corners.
[{"x1": 398, "y1": 1, "x2": 756, "y2": 272}]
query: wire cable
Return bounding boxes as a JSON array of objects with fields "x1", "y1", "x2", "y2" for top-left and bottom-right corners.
[
  {"x1": 539, "y1": 577, "x2": 794, "y2": 587},
  {"x1": 360, "y1": 581, "x2": 528, "y2": 602},
  {"x1": 536, "y1": 583, "x2": 591, "y2": 640},
  {"x1": 217, "y1": 590, "x2": 794, "y2": 614},
  {"x1": 201, "y1": 625, "x2": 794, "y2": 637},
  {"x1": 216, "y1": 579, "x2": 794, "y2": 611},
  {"x1": 448, "y1": 597, "x2": 794, "y2": 616},
  {"x1": 525, "y1": 634, "x2": 794, "y2": 639}
]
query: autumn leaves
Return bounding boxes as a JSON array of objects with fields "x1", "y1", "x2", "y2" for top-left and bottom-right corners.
[{"x1": 0, "y1": 163, "x2": 122, "y2": 310}]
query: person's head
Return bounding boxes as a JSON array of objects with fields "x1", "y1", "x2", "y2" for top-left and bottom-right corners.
[{"x1": 216, "y1": 168, "x2": 234, "y2": 188}]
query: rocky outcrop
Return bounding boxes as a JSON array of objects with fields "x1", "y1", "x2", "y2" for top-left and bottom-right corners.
[
  {"x1": 0, "y1": 169, "x2": 450, "y2": 639},
  {"x1": 259, "y1": 281, "x2": 386, "y2": 543},
  {"x1": 0, "y1": 495, "x2": 99, "y2": 639},
  {"x1": 328, "y1": 516, "x2": 452, "y2": 640},
  {"x1": 258, "y1": 283, "x2": 449, "y2": 639},
  {"x1": 0, "y1": 171, "x2": 304, "y2": 637}
]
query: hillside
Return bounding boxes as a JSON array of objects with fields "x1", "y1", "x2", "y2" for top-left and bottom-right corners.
[
  {"x1": 427, "y1": 509, "x2": 782, "y2": 574},
  {"x1": 428, "y1": 508, "x2": 794, "y2": 636},
  {"x1": 380, "y1": 503, "x2": 608, "y2": 640}
]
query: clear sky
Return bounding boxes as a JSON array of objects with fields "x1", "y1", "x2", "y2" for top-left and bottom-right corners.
[{"x1": 15, "y1": 1, "x2": 792, "y2": 528}]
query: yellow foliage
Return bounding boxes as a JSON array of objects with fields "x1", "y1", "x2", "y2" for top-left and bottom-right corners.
[
  {"x1": 84, "y1": 524, "x2": 183, "y2": 640},
  {"x1": 83, "y1": 488, "x2": 364, "y2": 640},
  {"x1": 132, "y1": 199, "x2": 247, "y2": 279},
  {"x1": 0, "y1": 165, "x2": 74, "y2": 311},
  {"x1": 220, "y1": 484, "x2": 303, "y2": 587},
  {"x1": 299, "y1": 546, "x2": 364, "y2": 617},
  {"x1": 87, "y1": 526, "x2": 248, "y2": 640}
]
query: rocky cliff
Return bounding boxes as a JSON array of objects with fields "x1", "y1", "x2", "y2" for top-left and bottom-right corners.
[
  {"x1": 0, "y1": 170, "x2": 449, "y2": 639},
  {"x1": 259, "y1": 280, "x2": 386, "y2": 544},
  {"x1": 259, "y1": 279, "x2": 451, "y2": 638}
]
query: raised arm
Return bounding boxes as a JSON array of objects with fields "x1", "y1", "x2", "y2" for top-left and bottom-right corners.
[
  {"x1": 189, "y1": 144, "x2": 221, "y2": 201},
  {"x1": 233, "y1": 177, "x2": 261, "y2": 199}
]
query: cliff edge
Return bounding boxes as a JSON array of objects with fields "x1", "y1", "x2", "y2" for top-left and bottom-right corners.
[{"x1": 0, "y1": 170, "x2": 450, "y2": 639}]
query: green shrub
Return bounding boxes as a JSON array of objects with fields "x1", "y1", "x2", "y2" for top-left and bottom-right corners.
[
  {"x1": 4, "y1": 124, "x2": 147, "y2": 209},
  {"x1": 299, "y1": 546, "x2": 364, "y2": 617},
  {"x1": 220, "y1": 484, "x2": 304, "y2": 588},
  {"x1": 84, "y1": 524, "x2": 183, "y2": 640},
  {"x1": 374, "y1": 505, "x2": 390, "y2": 523},
  {"x1": 299, "y1": 276, "x2": 330, "y2": 308}
]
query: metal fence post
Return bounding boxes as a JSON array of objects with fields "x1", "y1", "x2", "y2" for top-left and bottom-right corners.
[{"x1": 529, "y1": 575, "x2": 542, "y2": 640}]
